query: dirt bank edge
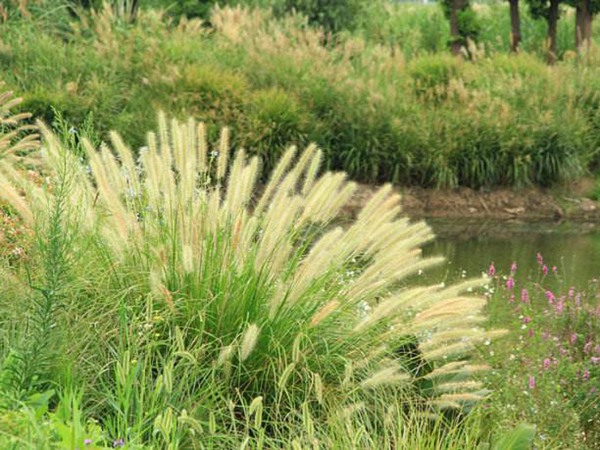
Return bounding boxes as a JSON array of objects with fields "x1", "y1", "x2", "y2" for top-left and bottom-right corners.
[{"x1": 344, "y1": 183, "x2": 600, "y2": 222}]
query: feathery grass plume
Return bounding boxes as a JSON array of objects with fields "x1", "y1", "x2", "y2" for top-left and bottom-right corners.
[
  {"x1": 239, "y1": 323, "x2": 260, "y2": 362},
  {"x1": 360, "y1": 366, "x2": 411, "y2": 389},
  {"x1": 0, "y1": 112, "x2": 502, "y2": 425},
  {"x1": 0, "y1": 85, "x2": 40, "y2": 164}
]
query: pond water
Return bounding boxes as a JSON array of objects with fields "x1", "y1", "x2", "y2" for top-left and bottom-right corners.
[{"x1": 420, "y1": 220, "x2": 600, "y2": 289}]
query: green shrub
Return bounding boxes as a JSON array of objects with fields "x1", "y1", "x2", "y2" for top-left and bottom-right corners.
[
  {"x1": 272, "y1": 0, "x2": 377, "y2": 33},
  {"x1": 408, "y1": 54, "x2": 463, "y2": 100}
]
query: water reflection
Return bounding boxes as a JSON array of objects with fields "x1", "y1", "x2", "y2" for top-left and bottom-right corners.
[{"x1": 420, "y1": 220, "x2": 600, "y2": 288}]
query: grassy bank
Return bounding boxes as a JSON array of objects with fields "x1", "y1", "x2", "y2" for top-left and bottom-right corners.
[{"x1": 1, "y1": 2, "x2": 600, "y2": 189}]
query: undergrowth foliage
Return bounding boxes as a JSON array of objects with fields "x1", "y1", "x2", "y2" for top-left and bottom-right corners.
[{"x1": 0, "y1": 113, "x2": 504, "y2": 446}]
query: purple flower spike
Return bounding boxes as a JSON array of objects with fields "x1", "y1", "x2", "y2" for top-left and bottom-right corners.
[
  {"x1": 84, "y1": 439, "x2": 93, "y2": 446},
  {"x1": 510, "y1": 261, "x2": 518, "y2": 273},
  {"x1": 113, "y1": 439, "x2": 125, "y2": 448},
  {"x1": 528, "y1": 375, "x2": 536, "y2": 389},
  {"x1": 506, "y1": 277, "x2": 515, "y2": 290},
  {"x1": 543, "y1": 358, "x2": 551, "y2": 370},
  {"x1": 488, "y1": 262, "x2": 496, "y2": 277},
  {"x1": 537, "y1": 252, "x2": 543, "y2": 265},
  {"x1": 542, "y1": 264, "x2": 549, "y2": 276},
  {"x1": 570, "y1": 333, "x2": 578, "y2": 345},
  {"x1": 545, "y1": 290, "x2": 555, "y2": 304},
  {"x1": 521, "y1": 289, "x2": 529, "y2": 303}
]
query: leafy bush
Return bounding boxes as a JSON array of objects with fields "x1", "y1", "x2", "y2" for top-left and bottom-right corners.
[
  {"x1": 408, "y1": 54, "x2": 463, "y2": 100},
  {"x1": 272, "y1": 0, "x2": 374, "y2": 33}
]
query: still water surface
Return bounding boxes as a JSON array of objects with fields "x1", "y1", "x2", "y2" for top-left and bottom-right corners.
[{"x1": 420, "y1": 220, "x2": 600, "y2": 288}]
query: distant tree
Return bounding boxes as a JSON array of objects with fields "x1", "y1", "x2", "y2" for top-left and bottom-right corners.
[
  {"x1": 526, "y1": 0, "x2": 562, "y2": 63},
  {"x1": 142, "y1": 0, "x2": 372, "y2": 34},
  {"x1": 272, "y1": 0, "x2": 370, "y2": 34},
  {"x1": 508, "y1": 0, "x2": 522, "y2": 52},
  {"x1": 440, "y1": 0, "x2": 481, "y2": 56}
]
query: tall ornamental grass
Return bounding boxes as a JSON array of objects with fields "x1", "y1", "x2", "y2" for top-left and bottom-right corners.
[{"x1": 0, "y1": 110, "x2": 505, "y2": 447}]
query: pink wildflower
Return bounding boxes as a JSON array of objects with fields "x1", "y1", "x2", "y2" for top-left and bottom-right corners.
[
  {"x1": 545, "y1": 290, "x2": 555, "y2": 304},
  {"x1": 555, "y1": 300, "x2": 564, "y2": 314},
  {"x1": 542, "y1": 264, "x2": 549, "y2": 276},
  {"x1": 543, "y1": 358, "x2": 551, "y2": 370},
  {"x1": 510, "y1": 261, "x2": 518, "y2": 273},
  {"x1": 506, "y1": 277, "x2": 515, "y2": 290},
  {"x1": 552, "y1": 266, "x2": 558, "y2": 274},
  {"x1": 521, "y1": 289, "x2": 529, "y2": 303},
  {"x1": 522, "y1": 316, "x2": 532, "y2": 324},
  {"x1": 570, "y1": 333, "x2": 578, "y2": 345},
  {"x1": 583, "y1": 369, "x2": 590, "y2": 381},
  {"x1": 537, "y1": 252, "x2": 543, "y2": 265},
  {"x1": 528, "y1": 375, "x2": 536, "y2": 389},
  {"x1": 488, "y1": 262, "x2": 496, "y2": 277},
  {"x1": 568, "y1": 287, "x2": 575, "y2": 299}
]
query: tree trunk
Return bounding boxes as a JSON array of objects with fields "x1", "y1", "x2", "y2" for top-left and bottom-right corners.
[
  {"x1": 450, "y1": 0, "x2": 466, "y2": 55},
  {"x1": 509, "y1": 0, "x2": 521, "y2": 52},
  {"x1": 547, "y1": 0, "x2": 559, "y2": 64},
  {"x1": 582, "y1": 0, "x2": 592, "y2": 52},
  {"x1": 576, "y1": 0, "x2": 592, "y2": 53},
  {"x1": 576, "y1": 5, "x2": 584, "y2": 51}
]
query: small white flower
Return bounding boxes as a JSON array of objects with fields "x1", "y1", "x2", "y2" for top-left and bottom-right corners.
[{"x1": 357, "y1": 300, "x2": 371, "y2": 319}]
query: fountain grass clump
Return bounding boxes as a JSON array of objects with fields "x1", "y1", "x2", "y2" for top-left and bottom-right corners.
[{"x1": 0, "y1": 106, "x2": 507, "y2": 447}]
